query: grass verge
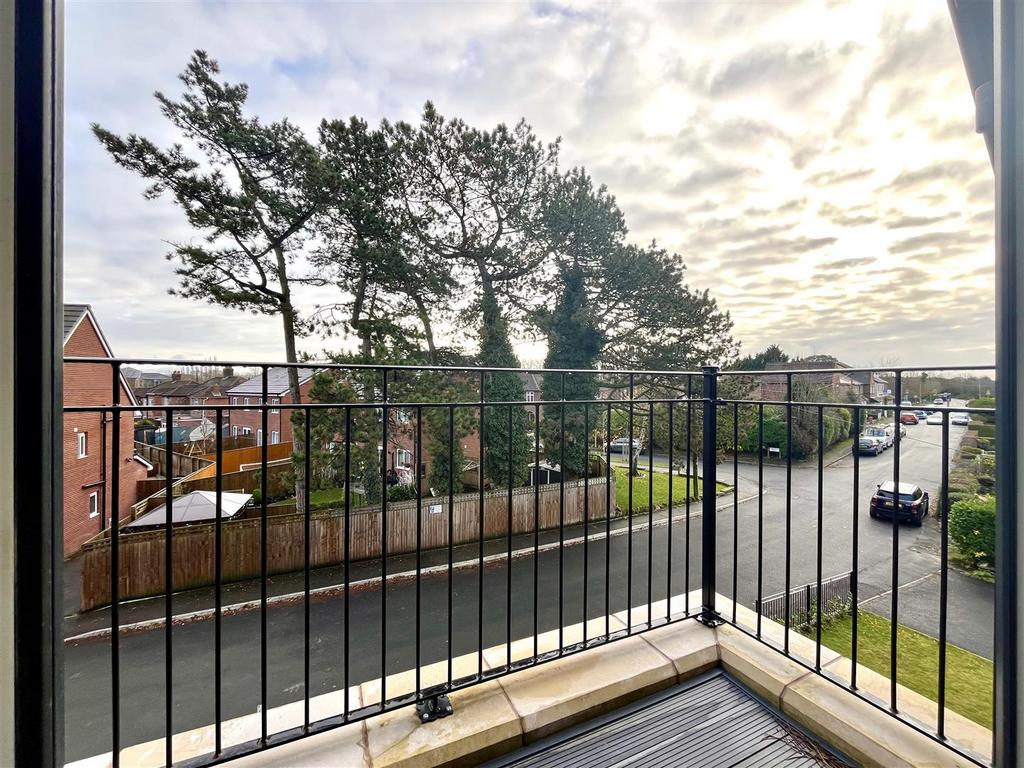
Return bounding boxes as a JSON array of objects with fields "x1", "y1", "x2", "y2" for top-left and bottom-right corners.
[
  {"x1": 810, "y1": 611, "x2": 992, "y2": 729},
  {"x1": 612, "y1": 466, "x2": 729, "y2": 515}
]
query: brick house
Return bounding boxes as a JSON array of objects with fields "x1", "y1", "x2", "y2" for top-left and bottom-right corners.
[
  {"x1": 226, "y1": 367, "x2": 317, "y2": 445},
  {"x1": 754, "y1": 358, "x2": 865, "y2": 402},
  {"x1": 63, "y1": 304, "x2": 151, "y2": 557},
  {"x1": 142, "y1": 367, "x2": 245, "y2": 432}
]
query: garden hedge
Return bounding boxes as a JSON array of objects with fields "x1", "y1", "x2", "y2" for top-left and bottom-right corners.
[{"x1": 949, "y1": 495, "x2": 996, "y2": 569}]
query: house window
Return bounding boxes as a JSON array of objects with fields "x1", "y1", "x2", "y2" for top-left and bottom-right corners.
[
  {"x1": 231, "y1": 397, "x2": 238, "y2": 405},
  {"x1": 270, "y1": 398, "x2": 280, "y2": 414},
  {"x1": 270, "y1": 431, "x2": 279, "y2": 445},
  {"x1": 396, "y1": 448, "x2": 412, "y2": 467},
  {"x1": 241, "y1": 427, "x2": 252, "y2": 436},
  {"x1": 88, "y1": 492, "x2": 99, "y2": 519},
  {"x1": 525, "y1": 391, "x2": 535, "y2": 402},
  {"x1": 257, "y1": 429, "x2": 263, "y2": 446},
  {"x1": 243, "y1": 397, "x2": 250, "y2": 411},
  {"x1": 77, "y1": 431, "x2": 88, "y2": 458},
  {"x1": 232, "y1": 426, "x2": 238, "y2": 437}
]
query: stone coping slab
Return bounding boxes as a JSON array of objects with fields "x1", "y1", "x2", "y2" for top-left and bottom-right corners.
[{"x1": 65, "y1": 591, "x2": 991, "y2": 768}]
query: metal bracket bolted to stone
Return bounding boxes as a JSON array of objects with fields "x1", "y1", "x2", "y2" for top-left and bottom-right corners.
[
  {"x1": 697, "y1": 610, "x2": 725, "y2": 628},
  {"x1": 417, "y1": 693, "x2": 454, "y2": 723}
]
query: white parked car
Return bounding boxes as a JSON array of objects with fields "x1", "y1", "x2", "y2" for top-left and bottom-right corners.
[
  {"x1": 951, "y1": 413, "x2": 972, "y2": 426},
  {"x1": 926, "y1": 412, "x2": 944, "y2": 425},
  {"x1": 861, "y1": 425, "x2": 892, "y2": 449},
  {"x1": 609, "y1": 436, "x2": 643, "y2": 452}
]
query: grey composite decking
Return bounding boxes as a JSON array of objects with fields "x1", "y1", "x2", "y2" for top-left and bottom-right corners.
[{"x1": 486, "y1": 672, "x2": 854, "y2": 768}]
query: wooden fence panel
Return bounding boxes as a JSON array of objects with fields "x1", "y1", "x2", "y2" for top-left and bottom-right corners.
[{"x1": 80, "y1": 477, "x2": 615, "y2": 610}]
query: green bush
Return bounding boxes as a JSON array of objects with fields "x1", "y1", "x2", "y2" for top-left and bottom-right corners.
[
  {"x1": 975, "y1": 424, "x2": 996, "y2": 440},
  {"x1": 949, "y1": 496, "x2": 996, "y2": 568},
  {"x1": 739, "y1": 408, "x2": 788, "y2": 454},
  {"x1": 960, "y1": 446, "x2": 982, "y2": 458},
  {"x1": 977, "y1": 436, "x2": 995, "y2": 451},
  {"x1": 387, "y1": 483, "x2": 419, "y2": 502}
]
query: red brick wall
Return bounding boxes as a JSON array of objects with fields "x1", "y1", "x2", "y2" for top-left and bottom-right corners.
[{"x1": 63, "y1": 315, "x2": 147, "y2": 557}]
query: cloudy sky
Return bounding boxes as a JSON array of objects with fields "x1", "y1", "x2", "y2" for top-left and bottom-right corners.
[{"x1": 65, "y1": 0, "x2": 994, "y2": 369}]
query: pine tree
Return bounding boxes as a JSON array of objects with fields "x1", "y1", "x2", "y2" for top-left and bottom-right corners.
[
  {"x1": 480, "y1": 292, "x2": 531, "y2": 488},
  {"x1": 539, "y1": 267, "x2": 602, "y2": 478}
]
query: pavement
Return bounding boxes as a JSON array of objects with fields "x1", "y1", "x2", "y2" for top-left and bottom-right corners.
[{"x1": 62, "y1": 402, "x2": 994, "y2": 760}]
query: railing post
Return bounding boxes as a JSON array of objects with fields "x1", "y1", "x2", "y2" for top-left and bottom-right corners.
[
  {"x1": 699, "y1": 365, "x2": 722, "y2": 626},
  {"x1": 994, "y1": 1, "x2": 1022, "y2": 762}
]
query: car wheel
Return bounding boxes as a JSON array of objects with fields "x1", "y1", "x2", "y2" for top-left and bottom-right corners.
[
  {"x1": 869, "y1": 508, "x2": 877, "y2": 519},
  {"x1": 912, "y1": 513, "x2": 924, "y2": 527}
]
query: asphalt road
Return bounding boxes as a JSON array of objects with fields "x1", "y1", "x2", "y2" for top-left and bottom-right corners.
[{"x1": 64, "y1": 409, "x2": 992, "y2": 760}]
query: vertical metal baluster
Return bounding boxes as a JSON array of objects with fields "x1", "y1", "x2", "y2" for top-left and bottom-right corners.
[
  {"x1": 259, "y1": 367, "x2": 268, "y2": 742},
  {"x1": 533, "y1": 402, "x2": 540, "y2": 660},
  {"x1": 647, "y1": 404, "x2": 654, "y2": 627},
  {"x1": 303, "y1": 406, "x2": 311, "y2": 730},
  {"x1": 416, "y1": 405, "x2": 423, "y2": 695},
  {"x1": 478, "y1": 371, "x2": 485, "y2": 676},
  {"x1": 815, "y1": 406, "x2": 824, "y2": 670},
  {"x1": 605, "y1": 403, "x2": 612, "y2": 638},
  {"x1": 667, "y1": 400, "x2": 674, "y2": 621},
  {"x1": 506, "y1": 405, "x2": 513, "y2": 664},
  {"x1": 891, "y1": 372, "x2": 902, "y2": 711},
  {"x1": 164, "y1": 407, "x2": 174, "y2": 766},
  {"x1": 583, "y1": 401, "x2": 590, "y2": 641},
  {"x1": 852, "y1": 406, "x2": 860, "y2": 689},
  {"x1": 447, "y1": 405, "x2": 455, "y2": 688},
  {"x1": 110, "y1": 363, "x2": 121, "y2": 767},
  {"x1": 756, "y1": 403, "x2": 763, "y2": 639},
  {"x1": 685, "y1": 376, "x2": 692, "y2": 614},
  {"x1": 938, "y1": 409, "x2": 950, "y2": 736},
  {"x1": 559, "y1": 373, "x2": 566, "y2": 649},
  {"x1": 214, "y1": 407, "x2": 223, "y2": 753},
  {"x1": 784, "y1": 373, "x2": 793, "y2": 651},
  {"x1": 343, "y1": 407, "x2": 352, "y2": 721},
  {"x1": 733, "y1": 402, "x2": 739, "y2": 624},
  {"x1": 380, "y1": 370, "x2": 389, "y2": 707},
  {"x1": 627, "y1": 374, "x2": 635, "y2": 632}
]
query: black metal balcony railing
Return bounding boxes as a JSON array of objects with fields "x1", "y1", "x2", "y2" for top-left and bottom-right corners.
[{"x1": 63, "y1": 358, "x2": 997, "y2": 767}]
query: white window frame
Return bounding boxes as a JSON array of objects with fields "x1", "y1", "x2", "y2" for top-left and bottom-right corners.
[
  {"x1": 270, "y1": 431, "x2": 279, "y2": 445},
  {"x1": 232, "y1": 426, "x2": 239, "y2": 437},
  {"x1": 88, "y1": 491, "x2": 99, "y2": 518},
  {"x1": 525, "y1": 391, "x2": 536, "y2": 402},
  {"x1": 257, "y1": 429, "x2": 263, "y2": 446},
  {"x1": 77, "y1": 431, "x2": 88, "y2": 458},
  {"x1": 270, "y1": 398, "x2": 280, "y2": 414},
  {"x1": 243, "y1": 397, "x2": 251, "y2": 411},
  {"x1": 396, "y1": 448, "x2": 412, "y2": 467}
]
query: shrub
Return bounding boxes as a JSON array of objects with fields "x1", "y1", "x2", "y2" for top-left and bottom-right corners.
[
  {"x1": 387, "y1": 483, "x2": 418, "y2": 502},
  {"x1": 960, "y1": 446, "x2": 982, "y2": 458},
  {"x1": 975, "y1": 424, "x2": 996, "y2": 440},
  {"x1": 949, "y1": 496, "x2": 996, "y2": 568},
  {"x1": 967, "y1": 397, "x2": 995, "y2": 411}
]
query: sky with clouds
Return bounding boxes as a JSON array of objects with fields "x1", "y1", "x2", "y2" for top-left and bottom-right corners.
[{"x1": 64, "y1": 0, "x2": 994, "y2": 369}]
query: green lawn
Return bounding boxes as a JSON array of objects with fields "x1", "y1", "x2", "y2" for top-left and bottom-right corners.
[
  {"x1": 810, "y1": 611, "x2": 992, "y2": 729},
  {"x1": 267, "y1": 487, "x2": 366, "y2": 512},
  {"x1": 612, "y1": 466, "x2": 729, "y2": 515}
]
